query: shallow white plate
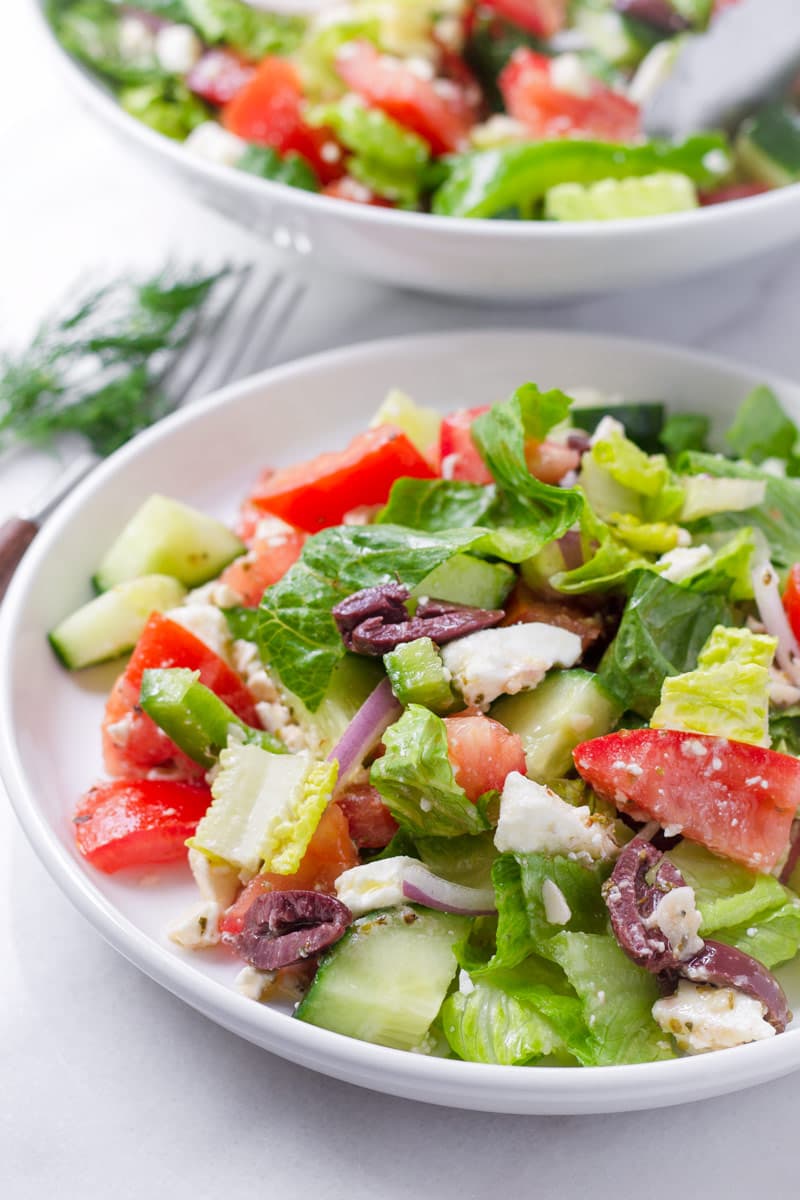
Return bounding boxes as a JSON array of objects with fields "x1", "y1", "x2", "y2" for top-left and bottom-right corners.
[
  {"x1": 4, "y1": 329, "x2": 800, "y2": 1114},
  {"x1": 34, "y1": 0, "x2": 800, "y2": 301}
]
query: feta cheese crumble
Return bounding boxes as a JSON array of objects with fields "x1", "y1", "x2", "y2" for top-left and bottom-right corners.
[
  {"x1": 657, "y1": 544, "x2": 714, "y2": 584},
  {"x1": 441, "y1": 623, "x2": 582, "y2": 710},
  {"x1": 335, "y1": 857, "x2": 415, "y2": 917},
  {"x1": 494, "y1": 773, "x2": 618, "y2": 862},
  {"x1": 652, "y1": 981, "x2": 775, "y2": 1054},
  {"x1": 154, "y1": 24, "x2": 203, "y2": 74},
  {"x1": 644, "y1": 886, "x2": 704, "y2": 961},
  {"x1": 168, "y1": 901, "x2": 223, "y2": 950},
  {"x1": 542, "y1": 878, "x2": 572, "y2": 925},
  {"x1": 188, "y1": 847, "x2": 240, "y2": 908},
  {"x1": 235, "y1": 965, "x2": 277, "y2": 1002},
  {"x1": 185, "y1": 122, "x2": 247, "y2": 167},
  {"x1": 166, "y1": 604, "x2": 233, "y2": 662}
]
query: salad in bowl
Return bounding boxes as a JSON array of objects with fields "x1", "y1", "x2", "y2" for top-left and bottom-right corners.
[
  {"x1": 50, "y1": 376, "x2": 800, "y2": 1069},
  {"x1": 47, "y1": 0, "x2": 800, "y2": 221}
]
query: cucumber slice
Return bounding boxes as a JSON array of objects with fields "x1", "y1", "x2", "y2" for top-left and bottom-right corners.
[
  {"x1": 545, "y1": 173, "x2": 698, "y2": 223},
  {"x1": 737, "y1": 104, "x2": 800, "y2": 188},
  {"x1": 49, "y1": 574, "x2": 186, "y2": 669},
  {"x1": 296, "y1": 906, "x2": 469, "y2": 1050},
  {"x1": 571, "y1": 5, "x2": 662, "y2": 67},
  {"x1": 492, "y1": 669, "x2": 622, "y2": 781},
  {"x1": 571, "y1": 400, "x2": 666, "y2": 455},
  {"x1": 94, "y1": 494, "x2": 245, "y2": 591},
  {"x1": 413, "y1": 554, "x2": 515, "y2": 610},
  {"x1": 370, "y1": 389, "x2": 441, "y2": 456},
  {"x1": 139, "y1": 667, "x2": 285, "y2": 766},
  {"x1": 384, "y1": 637, "x2": 458, "y2": 714}
]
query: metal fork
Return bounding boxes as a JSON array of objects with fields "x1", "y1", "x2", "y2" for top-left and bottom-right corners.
[{"x1": 0, "y1": 267, "x2": 306, "y2": 600}]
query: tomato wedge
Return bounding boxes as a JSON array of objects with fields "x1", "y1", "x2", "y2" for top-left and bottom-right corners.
[
  {"x1": 525, "y1": 439, "x2": 581, "y2": 485},
  {"x1": 574, "y1": 728, "x2": 800, "y2": 871},
  {"x1": 102, "y1": 613, "x2": 261, "y2": 778},
  {"x1": 336, "y1": 41, "x2": 474, "y2": 155},
  {"x1": 480, "y1": 0, "x2": 568, "y2": 37},
  {"x1": 439, "y1": 406, "x2": 493, "y2": 484},
  {"x1": 249, "y1": 424, "x2": 436, "y2": 532},
  {"x1": 219, "y1": 803, "x2": 358, "y2": 935},
  {"x1": 335, "y1": 783, "x2": 399, "y2": 849},
  {"x1": 783, "y1": 564, "x2": 800, "y2": 643},
  {"x1": 222, "y1": 57, "x2": 341, "y2": 183},
  {"x1": 700, "y1": 183, "x2": 771, "y2": 206},
  {"x1": 445, "y1": 714, "x2": 527, "y2": 803},
  {"x1": 74, "y1": 779, "x2": 212, "y2": 873},
  {"x1": 220, "y1": 527, "x2": 306, "y2": 606},
  {"x1": 500, "y1": 49, "x2": 640, "y2": 141}
]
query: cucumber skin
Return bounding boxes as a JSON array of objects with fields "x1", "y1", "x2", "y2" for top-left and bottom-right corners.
[
  {"x1": 413, "y1": 554, "x2": 515, "y2": 611},
  {"x1": 737, "y1": 105, "x2": 800, "y2": 188},
  {"x1": 48, "y1": 574, "x2": 186, "y2": 670},
  {"x1": 384, "y1": 638, "x2": 458, "y2": 715},
  {"x1": 571, "y1": 402, "x2": 666, "y2": 455},
  {"x1": 296, "y1": 906, "x2": 469, "y2": 1051}
]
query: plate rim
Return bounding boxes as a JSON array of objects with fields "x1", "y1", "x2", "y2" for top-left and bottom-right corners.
[
  {"x1": 32, "y1": 0, "x2": 800, "y2": 244},
  {"x1": 5, "y1": 326, "x2": 800, "y2": 1114}
]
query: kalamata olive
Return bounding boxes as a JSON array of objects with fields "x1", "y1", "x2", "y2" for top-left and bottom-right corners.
[
  {"x1": 234, "y1": 890, "x2": 352, "y2": 971},
  {"x1": 603, "y1": 838, "x2": 689, "y2": 972},
  {"x1": 332, "y1": 583, "x2": 410, "y2": 642},
  {"x1": 682, "y1": 940, "x2": 792, "y2": 1033},
  {"x1": 614, "y1": 0, "x2": 691, "y2": 32},
  {"x1": 332, "y1": 583, "x2": 505, "y2": 655}
]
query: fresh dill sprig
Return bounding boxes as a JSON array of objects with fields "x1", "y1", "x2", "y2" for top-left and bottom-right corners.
[{"x1": 0, "y1": 265, "x2": 228, "y2": 456}]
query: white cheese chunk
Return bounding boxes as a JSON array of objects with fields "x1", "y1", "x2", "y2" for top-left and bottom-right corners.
[
  {"x1": 118, "y1": 14, "x2": 156, "y2": 63},
  {"x1": 644, "y1": 886, "x2": 704, "y2": 961},
  {"x1": 441, "y1": 623, "x2": 582, "y2": 710},
  {"x1": 542, "y1": 878, "x2": 572, "y2": 925},
  {"x1": 494, "y1": 773, "x2": 618, "y2": 862},
  {"x1": 589, "y1": 414, "x2": 626, "y2": 445},
  {"x1": 166, "y1": 603, "x2": 232, "y2": 662},
  {"x1": 335, "y1": 857, "x2": 417, "y2": 917},
  {"x1": 657, "y1": 544, "x2": 713, "y2": 584},
  {"x1": 549, "y1": 53, "x2": 595, "y2": 98},
  {"x1": 188, "y1": 847, "x2": 240, "y2": 908},
  {"x1": 185, "y1": 122, "x2": 247, "y2": 167},
  {"x1": 155, "y1": 23, "x2": 203, "y2": 74},
  {"x1": 235, "y1": 965, "x2": 277, "y2": 1001},
  {"x1": 652, "y1": 981, "x2": 775, "y2": 1054},
  {"x1": 168, "y1": 901, "x2": 222, "y2": 950}
]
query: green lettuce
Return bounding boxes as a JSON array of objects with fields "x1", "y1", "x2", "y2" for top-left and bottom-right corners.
[
  {"x1": 371, "y1": 705, "x2": 490, "y2": 838},
  {"x1": 441, "y1": 982, "x2": 566, "y2": 1065},
  {"x1": 182, "y1": 0, "x2": 305, "y2": 56},
  {"x1": 651, "y1": 624, "x2": 775, "y2": 746},
  {"x1": 597, "y1": 572, "x2": 733, "y2": 716},
  {"x1": 297, "y1": 14, "x2": 380, "y2": 99},
  {"x1": 659, "y1": 412, "x2": 710, "y2": 456},
  {"x1": 120, "y1": 81, "x2": 209, "y2": 140},
  {"x1": 415, "y1": 832, "x2": 498, "y2": 889},
  {"x1": 682, "y1": 528, "x2": 756, "y2": 601},
  {"x1": 237, "y1": 146, "x2": 320, "y2": 192},
  {"x1": 549, "y1": 502, "x2": 649, "y2": 595},
  {"x1": 53, "y1": 0, "x2": 168, "y2": 84},
  {"x1": 378, "y1": 478, "x2": 496, "y2": 533},
  {"x1": 726, "y1": 385, "x2": 799, "y2": 467},
  {"x1": 257, "y1": 524, "x2": 479, "y2": 710}
]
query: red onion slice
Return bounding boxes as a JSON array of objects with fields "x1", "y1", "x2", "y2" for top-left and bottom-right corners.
[
  {"x1": 752, "y1": 560, "x2": 800, "y2": 684},
  {"x1": 327, "y1": 678, "x2": 401, "y2": 790},
  {"x1": 401, "y1": 862, "x2": 496, "y2": 915},
  {"x1": 779, "y1": 818, "x2": 800, "y2": 885}
]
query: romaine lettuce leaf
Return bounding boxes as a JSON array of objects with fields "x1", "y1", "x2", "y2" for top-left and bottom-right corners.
[
  {"x1": 257, "y1": 524, "x2": 479, "y2": 710},
  {"x1": 441, "y1": 981, "x2": 565, "y2": 1065},
  {"x1": 120, "y1": 81, "x2": 208, "y2": 141},
  {"x1": 722, "y1": 901, "x2": 800, "y2": 969},
  {"x1": 377, "y1": 478, "x2": 496, "y2": 533},
  {"x1": 371, "y1": 705, "x2": 490, "y2": 838},
  {"x1": 583, "y1": 428, "x2": 685, "y2": 523},
  {"x1": 726, "y1": 385, "x2": 799, "y2": 466},
  {"x1": 651, "y1": 624, "x2": 775, "y2": 746},
  {"x1": 307, "y1": 97, "x2": 430, "y2": 192},
  {"x1": 53, "y1": 0, "x2": 168, "y2": 84},
  {"x1": 682, "y1": 528, "x2": 755, "y2": 601},
  {"x1": 659, "y1": 412, "x2": 710, "y2": 456},
  {"x1": 183, "y1": 0, "x2": 305, "y2": 56},
  {"x1": 597, "y1": 572, "x2": 734, "y2": 716},
  {"x1": 550, "y1": 501, "x2": 649, "y2": 594},
  {"x1": 415, "y1": 831, "x2": 498, "y2": 889}
]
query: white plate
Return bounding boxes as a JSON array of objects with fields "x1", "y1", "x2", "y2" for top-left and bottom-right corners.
[
  {"x1": 34, "y1": 1, "x2": 800, "y2": 301},
  {"x1": 4, "y1": 329, "x2": 800, "y2": 1115}
]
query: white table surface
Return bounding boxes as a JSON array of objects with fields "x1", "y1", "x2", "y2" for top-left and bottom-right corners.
[{"x1": 4, "y1": 5, "x2": 800, "y2": 1197}]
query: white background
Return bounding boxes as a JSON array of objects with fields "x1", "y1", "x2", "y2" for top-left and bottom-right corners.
[{"x1": 3, "y1": 2, "x2": 800, "y2": 1196}]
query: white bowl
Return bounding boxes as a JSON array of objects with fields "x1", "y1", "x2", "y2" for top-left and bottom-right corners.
[
  {"x1": 4, "y1": 328, "x2": 800, "y2": 1114},
  {"x1": 34, "y1": 0, "x2": 800, "y2": 301}
]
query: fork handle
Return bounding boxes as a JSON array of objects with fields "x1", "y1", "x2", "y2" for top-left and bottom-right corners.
[{"x1": 0, "y1": 517, "x2": 39, "y2": 601}]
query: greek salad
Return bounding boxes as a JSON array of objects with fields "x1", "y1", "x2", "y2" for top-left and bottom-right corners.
[
  {"x1": 49, "y1": 0, "x2": 800, "y2": 219},
  {"x1": 54, "y1": 381, "x2": 800, "y2": 1066}
]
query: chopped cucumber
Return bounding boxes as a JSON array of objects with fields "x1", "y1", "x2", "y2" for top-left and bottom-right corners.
[
  {"x1": 49, "y1": 574, "x2": 186, "y2": 669},
  {"x1": 384, "y1": 637, "x2": 458, "y2": 714},
  {"x1": 571, "y1": 400, "x2": 666, "y2": 455},
  {"x1": 139, "y1": 667, "x2": 285, "y2": 767},
  {"x1": 94, "y1": 494, "x2": 245, "y2": 591},
  {"x1": 412, "y1": 554, "x2": 515, "y2": 610},
  {"x1": 492, "y1": 669, "x2": 622, "y2": 781},
  {"x1": 571, "y1": 4, "x2": 662, "y2": 67},
  {"x1": 545, "y1": 172, "x2": 698, "y2": 222},
  {"x1": 188, "y1": 744, "x2": 336, "y2": 875},
  {"x1": 737, "y1": 104, "x2": 800, "y2": 188},
  {"x1": 296, "y1": 906, "x2": 469, "y2": 1050},
  {"x1": 370, "y1": 389, "x2": 441, "y2": 456}
]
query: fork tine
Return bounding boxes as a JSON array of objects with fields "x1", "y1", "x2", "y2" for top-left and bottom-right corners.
[{"x1": 229, "y1": 275, "x2": 306, "y2": 381}]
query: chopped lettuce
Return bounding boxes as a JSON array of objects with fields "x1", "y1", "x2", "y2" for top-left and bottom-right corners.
[
  {"x1": 678, "y1": 474, "x2": 766, "y2": 522},
  {"x1": 415, "y1": 832, "x2": 498, "y2": 889},
  {"x1": 182, "y1": 0, "x2": 305, "y2": 57},
  {"x1": 377, "y1": 478, "x2": 496, "y2": 534},
  {"x1": 597, "y1": 572, "x2": 734, "y2": 717},
  {"x1": 651, "y1": 625, "x2": 776, "y2": 746},
  {"x1": 120, "y1": 81, "x2": 209, "y2": 141},
  {"x1": 237, "y1": 146, "x2": 320, "y2": 192},
  {"x1": 371, "y1": 705, "x2": 490, "y2": 839},
  {"x1": 549, "y1": 502, "x2": 649, "y2": 594},
  {"x1": 681, "y1": 528, "x2": 755, "y2": 601},
  {"x1": 53, "y1": 0, "x2": 167, "y2": 84},
  {"x1": 590, "y1": 428, "x2": 678, "y2": 504},
  {"x1": 659, "y1": 412, "x2": 710, "y2": 456},
  {"x1": 606, "y1": 513, "x2": 687, "y2": 555},
  {"x1": 297, "y1": 14, "x2": 380, "y2": 99},
  {"x1": 441, "y1": 981, "x2": 565, "y2": 1065},
  {"x1": 726, "y1": 385, "x2": 799, "y2": 467}
]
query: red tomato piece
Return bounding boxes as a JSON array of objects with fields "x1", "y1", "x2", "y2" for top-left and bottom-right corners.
[
  {"x1": 336, "y1": 41, "x2": 474, "y2": 155},
  {"x1": 480, "y1": 0, "x2": 568, "y2": 37},
  {"x1": 445, "y1": 714, "x2": 527, "y2": 804},
  {"x1": 186, "y1": 49, "x2": 255, "y2": 106},
  {"x1": 102, "y1": 613, "x2": 261, "y2": 778},
  {"x1": 219, "y1": 803, "x2": 358, "y2": 936},
  {"x1": 500, "y1": 49, "x2": 640, "y2": 141},
  {"x1": 322, "y1": 177, "x2": 394, "y2": 206},
  {"x1": 574, "y1": 728, "x2": 800, "y2": 872},
  {"x1": 783, "y1": 564, "x2": 800, "y2": 643},
  {"x1": 335, "y1": 784, "x2": 399, "y2": 849},
  {"x1": 524, "y1": 439, "x2": 581, "y2": 484},
  {"x1": 222, "y1": 57, "x2": 342, "y2": 183},
  {"x1": 700, "y1": 183, "x2": 771, "y2": 206},
  {"x1": 249, "y1": 425, "x2": 436, "y2": 533},
  {"x1": 439, "y1": 405, "x2": 493, "y2": 484},
  {"x1": 74, "y1": 779, "x2": 212, "y2": 874},
  {"x1": 220, "y1": 527, "x2": 306, "y2": 606}
]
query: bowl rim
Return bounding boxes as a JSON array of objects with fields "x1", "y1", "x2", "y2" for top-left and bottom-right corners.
[
  {"x1": 4, "y1": 326, "x2": 800, "y2": 1112},
  {"x1": 34, "y1": 0, "x2": 800, "y2": 245}
]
